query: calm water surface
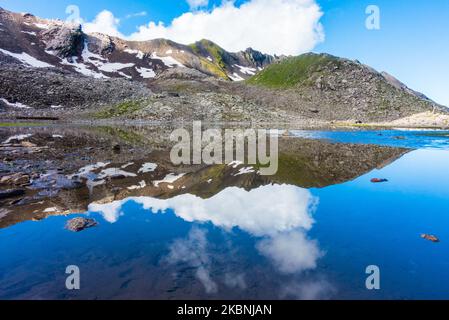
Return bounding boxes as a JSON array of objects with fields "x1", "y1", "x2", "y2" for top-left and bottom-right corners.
[{"x1": 1, "y1": 128, "x2": 449, "y2": 299}]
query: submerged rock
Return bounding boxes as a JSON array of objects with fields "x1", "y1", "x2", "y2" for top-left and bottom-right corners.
[
  {"x1": 0, "y1": 189, "x2": 25, "y2": 200},
  {"x1": 0, "y1": 173, "x2": 30, "y2": 185},
  {"x1": 65, "y1": 217, "x2": 98, "y2": 232},
  {"x1": 421, "y1": 234, "x2": 440, "y2": 243},
  {"x1": 0, "y1": 208, "x2": 10, "y2": 219},
  {"x1": 21, "y1": 141, "x2": 37, "y2": 148}
]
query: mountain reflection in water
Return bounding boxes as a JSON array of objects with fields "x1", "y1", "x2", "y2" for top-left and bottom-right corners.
[{"x1": 0, "y1": 125, "x2": 408, "y2": 229}]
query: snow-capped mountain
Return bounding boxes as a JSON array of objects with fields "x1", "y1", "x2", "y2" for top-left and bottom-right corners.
[{"x1": 0, "y1": 8, "x2": 276, "y2": 81}]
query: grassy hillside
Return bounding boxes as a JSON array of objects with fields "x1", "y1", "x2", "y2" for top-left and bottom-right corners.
[
  {"x1": 247, "y1": 53, "x2": 339, "y2": 88},
  {"x1": 189, "y1": 39, "x2": 230, "y2": 80},
  {"x1": 244, "y1": 52, "x2": 445, "y2": 122}
]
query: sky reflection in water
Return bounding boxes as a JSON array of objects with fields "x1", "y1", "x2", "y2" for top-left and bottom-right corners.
[
  {"x1": 1, "y1": 136, "x2": 449, "y2": 299},
  {"x1": 291, "y1": 130, "x2": 449, "y2": 149}
]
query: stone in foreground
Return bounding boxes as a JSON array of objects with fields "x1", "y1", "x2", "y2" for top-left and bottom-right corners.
[{"x1": 421, "y1": 234, "x2": 440, "y2": 243}]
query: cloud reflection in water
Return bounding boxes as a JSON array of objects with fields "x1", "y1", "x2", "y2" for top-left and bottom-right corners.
[{"x1": 89, "y1": 184, "x2": 326, "y2": 295}]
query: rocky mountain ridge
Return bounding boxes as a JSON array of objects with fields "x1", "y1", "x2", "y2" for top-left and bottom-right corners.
[
  {"x1": 0, "y1": 8, "x2": 275, "y2": 82},
  {"x1": 246, "y1": 53, "x2": 446, "y2": 121}
]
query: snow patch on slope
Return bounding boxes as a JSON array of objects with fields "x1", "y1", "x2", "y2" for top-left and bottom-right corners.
[
  {"x1": 98, "y1": 168, "x2": 137, "y2": 179},
  {"x1": 235, "y1": 64, "x2": 257, "y2": 75},
  {"x1": 21, "y1": 31, "x2": 37, "y2": 36},
  {"x1": 3, "y1": 134, "x2": 33, "y2": 144},
  {"x1": 34, "y1": 23, "x2": 50, "y2": 29},
  {"x1": 151, "y1": 52, "x2": 184, "y2": 68},
  {"x1": 0, "y1": 48, "x2": 53, "y2": 68},
  {"x1": 124, "y1": 48, "x2": 145, "y2": 59},
  {"x1": 0, "y1": 98, "x2": 32, "y2": 109},
  {"x1": 81, "y1": 43, "x2": 134, "y2": 76},
  {"x1": 98, "y1": 62, "x2": 135, "y2": 73},
  {"x1": 60, "y1": 56, "x2": 108, "y2": 79},
  {"x1": 48, "y1": 43, "x2": 135, "y2": 79},
  {"x1": 153, "y1": 173, "x2": 185, "y2": 187},
  {"x1": 138, "y1": 162, "x2": 158, "y2": 173},
  {"x1": 228, "y1": 73, "x2": 245, "y2": 81},
  {"x1": 135, "y1": 67, "x2": 156, "y2": 79}
]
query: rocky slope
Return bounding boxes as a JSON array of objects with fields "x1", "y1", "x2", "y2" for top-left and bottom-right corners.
[
  {"x1": 0, "y1": 62, "x2": 152, "y2": 112},
  {"x1": 0, "y1": 8, "x2": 274, "y2": 82},
  {"x1": 246, "y1": 53, "x2": 447, "y2": 122}
]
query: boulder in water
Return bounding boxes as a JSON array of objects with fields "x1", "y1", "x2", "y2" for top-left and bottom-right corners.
[
  {"x1": 421, "y1": 234, "x2": 440, "y2": 243},
  {"x1": 65, "y1": 217, "x2": 98, "y2": 232}
]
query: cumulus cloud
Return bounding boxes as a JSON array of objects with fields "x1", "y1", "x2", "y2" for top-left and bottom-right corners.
[
  {"x1": 83, "y1": 0, "x2": 324, "y2": 55},
  {"x1": 83, "y1": 10, "x2": 124, "y2": 38}
]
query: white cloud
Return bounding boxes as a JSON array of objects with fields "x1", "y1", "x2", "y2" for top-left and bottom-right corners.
[
  {"x1": 256, "y1": 231, "x2": 323, "y2": 274},
  {"x1": 89, "y1": 184, "x2": 316, "y2": 236},
  {"x1": 130, "y1": 0, "x2": 324, "y2": 55},
  {"x1": 83, "y1": 0, "x2": 324, "y2": 55},
  {"x1": 91, "y1": 200, "x2": 124, "y2": 223},
  {"x1": 83, "y1": 10, "x2": 124, "y2": 38},
  {"x1": 280, "y1": 279, "x2": 335, "y2": 300},
  {"x1": 186, "y1": 0, "x2": 209, "y2": 10},
  {"x1": 223, "y1": 273, "x2": 247, "y2": 290},
  {"x1": 89, "y1": 184, "x2": 323, "y2": 275},
  {"x1": 125, "y1": 11, "x2": 147, "y2": 19}
]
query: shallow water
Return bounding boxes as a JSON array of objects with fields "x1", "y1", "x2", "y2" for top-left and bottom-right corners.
[
  {"x1": 290, "y1": 129, "x2": 449, "y2": 149},
  {"x1": 1, "y1": 127, "x2": 449, "y2": 300}
]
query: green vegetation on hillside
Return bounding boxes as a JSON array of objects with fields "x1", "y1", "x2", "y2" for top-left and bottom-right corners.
[
  {"x1": 95, "y1": 126, "x2": 147, "y2": 145},
  {"x1": 189, "y1": 40, "x2": 229, "y2": 80},
  {"x1": 247, "y1": 53, "x2": 338, "y2": 88},
  {"x1": 94, "y1": 100, "x2": 144, "y2": 119},
  {"x1": 199, "y1": 58, "x2": 229, "y2": 80},
  {"x1": 0, "y1": 122, "x2": 45, "y2": 127},
  {"x1": 189, "y1": 40, "x2": 226, "y2": 68}
]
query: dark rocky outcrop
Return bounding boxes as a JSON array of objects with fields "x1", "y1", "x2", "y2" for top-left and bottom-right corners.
[
  {"x1": 42, "y1": 24, "x2": 84, "y2": 58},
  {"x1": 238, "y1": 47, "x2": 277, "y2": 68}
]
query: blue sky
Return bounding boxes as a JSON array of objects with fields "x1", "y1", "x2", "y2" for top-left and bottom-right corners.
[{"x1": 1, "y1": 0, "x2": 448, "y2": 106}]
